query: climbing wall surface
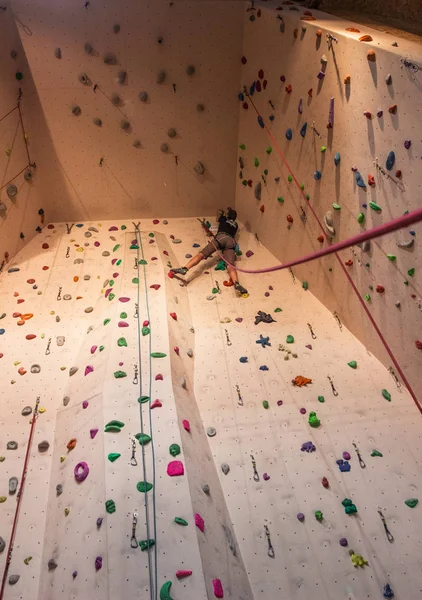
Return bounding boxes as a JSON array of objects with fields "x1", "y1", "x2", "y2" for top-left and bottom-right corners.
[
  {"x1": 0, "y1": 5, "x2": 65, "y2": 271},
  {"x1": 0, "y1": 217, "x2": 421, "y2": 600},
  {"x1": 9, "y1": 0, "x2": 244, "y2": 222},
  {"x1": 235, "y1": 2, "x2": 422, "y2": 401}
]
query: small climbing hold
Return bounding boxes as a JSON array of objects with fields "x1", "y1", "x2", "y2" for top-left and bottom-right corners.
[
  {"x1": 167, "y1": 460, "x2": 184, "y2": 476},
  {"x1": 389, "y1": 104, "x2": 397, "y2": 114},
  {"x1": 371, "y1": 449, "x2": 383, "y2": 457},
  {"x1": 263, "y1": 400, "x2": 269, "y2": 409},
  {"x1": 348, "y1": 361, "x2": 357, "y2": 369},
  {"x1": 213, "y1": 579, "x2": 224, "y2": 598},
  {"x1": 349, "y1": 549, "x2": 368, "y2": 568},
  {"x1": 182, "y1": 420, "x2": 190, "y2": 432},
  {"x1": 297, "y1": 512, "x2": 305, "y2": 522},
  {"x1": 405, "y1": 498, "x2": 418, "y2": 508},
  {"x1": 9, "y1": 575, "x2": 20, "y2": 585},
  {"x1": 37, "y1": 441, "x2": 49, "y2": 452},
  {"x1": 300, "y1": 122, "x2": 307, "y2": 137},
  {"x1": 207, "y1": 427, "x2": 217, "y2": 437},
  {"x1": 314, "y1": 170, "x2": 322, "y2": 180},
  {"x1": 367, "y1": 50, "x2": 376, "y2": 61},
  {"x1": 308, "y1": 412, "x2": 320, "y2": 427},
  {"x1": 383, "y1": 583, "x2": 395, "y2": 598},
  {"x1": 315, "y1": 510, "x2": 323, "y2": 522},
  {"x1": 286, "y1": 128, "x2": 292, "y2": 140},
  {"x1": 337, "y1": 459, "x2": 351, "y2": 472},
  {"x1": 318, "y1": 396, "x2": 324, "y2": 403},
  {"x1": 339, "y1": 538, "x2": 348, "y2": 547},
  {"x1": 408, "y1": 267, "x2": 415, "y2": 277},
  {"x1": 292, "y1": 375, "x2": 312, "y2": 387},
  {"x1": 382, "y1": 389, "x2": 391, "y2": 401},
  {"x1": 322, "y1": 477, "x2": 329, "y2": 488},
  {"x1": 67, "y1": 438, "x2": 77, "y2": 451},
  {"x1": 344, "y1": 75, "x2": 350, "y2": 84},
  {"x1": 195, "y1": 513, "x2": 205, "y2": 532},
  {"x1": 174, "y1": 517, "x2": 188, "y2": 526},
  {"x1": 355, "y1": 172, "x2": 366, "y2": 188},
  {"x1": 286, "y1": 335, "x2": 294, "y2": 343},
  {"x1": 301, "y1": 441, "x2": 316, "y2": 452},
  {"x1": 221, "y1": 463, "x2": 230, "y2": 475},
  {"x1": 342, "y1": 498, "x2": 358, "y2": 514},
  {"x1": 137, "y1": 481, "x2": 153, "y2": 493},
  {"x1": 74, "y1": 462, "x2": 89, "y2": 482}
]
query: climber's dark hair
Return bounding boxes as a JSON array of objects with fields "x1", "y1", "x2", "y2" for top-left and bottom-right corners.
[{"x1": 227, "y1": 209, "x2": 237, "y2": 221}]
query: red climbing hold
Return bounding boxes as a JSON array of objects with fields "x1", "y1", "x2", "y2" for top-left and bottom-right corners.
[
  {"x1": 308, "y1": 88, "x2": 313, "y2": 97},
  {"x1": 174, "y1": 346, "x2": 180, "y2": 355},
  {"x1": 151, "y1": 399, "x2": 162, "y2": 409},
  {"x1": 247, "y1": 180, "x2": 252, "y2": 187},
  {"x1": 345, "y1": 260, "x2": 353, "y2": 266},
  {"x1": 317, "y1": 235, "x2": 324, "y2": 243},
  {"x1": 27, "y1": 279, "x2": 35, "y2": 284},
  {"x1": 26, "y1": 334, "x2": 36, "y2": 340},
  {"x1": 182, "y1": 419, "x2": 191, "y2": 432},
  {"x1": 376, "y1": 285, "x2": 385, "y2": 294},
  {"x1": 155, "y1": 374, "x2": 163, "y2": 380},
  {"x1": 241, "y1": 56, "x2": 247, "y2": 65},
  {"x1": 389, "y1": 104, "x2": 397, "y2": 114},
  {"x1": 150, "y1": 284, "x2": 161, "y2": 290},
  {"x1": 12, "y1": 312, "x2": 21, "y2": 318},
  {"x1": 242, "y1": 102, "x2": 248, "y2": 110},
  {"x1": 368, "y1": 174, "x2": 375, "y2": 186},
  {"x1": 263, "y1": 79, "x2": 267, "y2": 90},
  {"x1": 168, "y1": 271, "x2": 175, "y2": 279},
  {"x1": 255, "y1": 80, "x2": 262, "y2": 92},
  {"x1": 415, "y1": 340, "x2": 422, "y2": 350},
  {"x1": 285, "y1": 84, "x2": 292, "y2": 94},
  {"x1": 195, "y1": 513, "x2": 205, "y2": 532},
  {"x1": 395, "y1": 170, "x2": 402, "y2": 178},
  {"x1": 170, "y1": 312, "x2": 177, "y2": 321},
  {"x1": 176, "y1": 570, "x2": 192, "y2": 579},
  {"x1": 322, "y1": 477, "x2": 329, "y2": 488},
  {"x1": 143, "y1": 320, "x2": 149, "y2": 327},
  {"x1": 260, "y1": 205, "x2": 265, "y2": 213},
  {"x1": 42, "y1": 266, "x2": 49, "y2": 270},
  {"x1": 257, "y1": 8, "x2": 261, "y2": 17},
  {"x1": 258, "y1": 69, "x2": 264, "y2": 79},
  {"x1": 153, "y1": 219, "x2": 159, "y2": 224},
  {"x1": 42, "y1": 243, "x2": 49, "y2": 249},
  {"x1": 17, "y1": 299, "x2": 24, "y2": 304},
  {"x1": 223, "y1": 280, "x2": 234, "y2": 287},
  {"x1": 287, "y1": 215, "x2": 294, "y2": 223}
]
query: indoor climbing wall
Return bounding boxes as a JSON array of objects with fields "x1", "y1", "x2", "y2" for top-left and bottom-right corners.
[
  {"x1": 9, "y1": 0, "x2": 244, "y2": 221},
  {"x1": 0, "y1": 217, "x2": 421, "y2": 600},
  {"x1": 235, "y1": 1, "x2": 422, "y2": 398}
]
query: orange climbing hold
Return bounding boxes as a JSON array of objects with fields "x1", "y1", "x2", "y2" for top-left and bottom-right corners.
[
  {"x1": 344, "y1": 75, "x2": 350, "y2": 84},
  {"x1": 346, "y1": 27, "x2": 360, "y2": 32},
  {"x1": 389, "y1": 104, "x2": 397, "y2": 114},
  {"x1": 317, "y1": 235, "x2": 324, "y2": 243},
  {"x1": 285, "y1": 84, "x2": 292, "y2": 94},
  {"x1": 223, "y1": 280, "x2": 234, "y2": 287},
  {"x1": 301, "y1": 15, "x2": 316, "y2": 21},
  {"x1": 67, "y1": 438, "x2": 77, "y2": 450},
  {"x1": 368, "y1": 174, "x2": 375, "y2": 186},
  {"x1": 287, "y1": 215, "x2": 294, "y2": 223},
  {"x1": 260, "y1": 205, "x2": 265, "y2": 213},
  {"x1": 21, "y1": 314, "x2": 33, "y2": 321},
  {"x1": 26, "y1": 334, "x2": 36, "y2": 340},
  {"x1": 17, "y1": 320, "x2": 25, "y2": 326},
  {"x1": 73, "y1": 276, "x2": 79, "y2": 282},
  {"x1": 18, "y1": 367, "x2": 27, "y2": 376},
  {"x1": 367, "y1": 50, "x2": 376, "y2": 62},
  {"x1": 292, "y1": 375, "x2": 312, "y2": 387},
  {"x1": 359, "y1": 34, "x2": 373, "y2": 42},
  {"x1": 316, "y1": 29, "x2": 323, "y2": 37}
]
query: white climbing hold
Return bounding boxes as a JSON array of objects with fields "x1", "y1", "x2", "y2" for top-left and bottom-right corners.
[
  {"x1": 187, "y1": 348, "x2": 193, "y2": 357},
  {"x1": 324, "y1": 211, "x2": 335, "y2": 235}
]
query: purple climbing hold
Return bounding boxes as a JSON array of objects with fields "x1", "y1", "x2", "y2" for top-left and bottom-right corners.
[
  {"x1": 297, "y1": 512, "x2": 305, "y2": 522},
  {"x1": 300, "y1": 408, "x2": 307, "y2": 414},
  {"x1": 95, "y1": 556, "x2": 102, "y2": 571},
  {"x1": 269, "y1": 286, "x2": 273, "y2": 291},
  {"x1": 301, "y1": 441, "x2": 316, "y2": 453},
  {"x1": 74, "y1": 461, "x2": 90, "y2": 482},
  {"x1": 82, "y1": 400, "x2": 89, "y2": 409},
  {"x1": 339, "y1": 537, "x2": 348, "y2": 547},
  {"x1": 259, "y1": 365, "x2": 269, "y2": 371},
  {"x1": 317, "y1": 71, "x2": 325, "y2": 80},
  {"x1": 245, "y1": 250, "x2": 254, "y2": 258},
  {"x1": 265, "y1": 292, "x2": 270, "y2": 297},
  {"x1": 280, "y1": 75, "x2": 286, "y2": 82},
  {"x1": 404, "y1": 140, "x2": 411, "y2": 149},
  {"x1": 109, "y1": 226, "x2": 118, "y2": 231},
  {"x1": 263, "y1": 473, "x2": 270, "y2": 481},
  {"x1": 72, "y1": 571, "x2": 78, "y2": 578},
  {"x1": 235, "y1": 318, "x2": 243, "y2": 323},
  {"x1": 96, "y1": 517, "x2": 103, "y2": 528},
  {"x1": 277, "y1": 400, "x2": 283, "y2": 406},
  {"x1": 305, "y1": 344, "x2": 312, "y2": 350},
  {"x1": 119, "y1": 297, "x2": 130, "y2": 303},
  {"x1": 84, "y1": 365, "x2": 94, "y2": 376},
  {"x1": 342, "y1": 451, "x2": 351, "y2": 460},
  {"x1": 90, "y1": 428, "x2": 99, "y2": 439}
]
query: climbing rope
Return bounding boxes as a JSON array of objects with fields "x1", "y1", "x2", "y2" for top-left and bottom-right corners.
[{"x1": 134, "y1": 226, "x2": 158, "y2": 600}]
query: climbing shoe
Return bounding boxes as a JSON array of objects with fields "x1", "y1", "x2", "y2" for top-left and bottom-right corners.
[
  {"x1": 234, "y1": 282, "x2": 248, "y2": 295},
  {"x1": 170, "y1": 267, "x2": 188, "y2": 276}
]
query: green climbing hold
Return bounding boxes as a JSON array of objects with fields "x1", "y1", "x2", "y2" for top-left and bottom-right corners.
[
  {"x1": 236, "y1": 249, "x2": 242, "y2": 256},
  {"x1": 242, "y1": 180, "x2": 247, "y2": 186},
  {"x1": 369, "y1": 202, "x2": 382, "y2": 212},
  {"x1": 315, "y1": 510, "x2": 323, "y2": 521},
  {"x1": 254, "y1": 157, "x2": 259, "y2": 167},
  {"x1": 212, "y1": 287, "x2": 219, "y2": 294},
  {"x1": 332, "y1": 203, "x2": 341, "y2": 210},
  {"x1": 404, "y1": 280, "x2": 409, "y2": 286},
  {"x1": 286, "y1": 335, "x2": 294, "y2": 344},
  {"x1": 99, "y1": 345, "x2": 104, "y2": 352},
  {"x1": 105, "y1": 419, "x2": 125, "y2": 429},
  {"x1": 140, "y1": 539, "x2": 155, "y2": 551},
  {"x1": 139, "y1": 259, "x2": 147, "y2": 265},
  {"x1": 159, "y1": 581, "x2": 174, "y2": 600},
  {"x1": 277, "y1": 196, "x2": 284, "y2": 203},
  {"x1": 174, "y1": 517, "x2": 188, "y2": 526},
  {"x1": 169, "y1": 444, "x2": 181, "y2": 457},
  {"x1": 109, "y1": 280, "x2": 114, "y2": 287},
  {"x1": 239, "y1": 144, "x2": 246, "y2": 150},
  {"x1": 135, "y1": 433, "x2": 152, "y2": 445},
  {"x1": 321, "y1": 146, "x2": 327, "y2": 153},
  {"x1": 132, "y1": 278, "x2": 139, "y2": 284},
  {"x1": 365, "y1": 294, "x2": 371, "y2": 301},
  {"x1": 112, "y1": 244, "x2": 121, "y2": 252},
  {"x1": 408, "y1": 268, "x2": 415, "y2": 277},
  {"x1": 387, "y1": 254, "x2": 396, "y2": 262},
  {"x1": 142, "y1": 326, "x2": 150, "y2": 336},
  {"x1": 357, "y1": 213, "x2": 365, "y2": 224},
  {"x1": 318, "y1": 395, "x2": 325, "y2": 403},
  {"x1": 342, "y1": 498, "x2": 358, "y2": 514},
  {"x1": 382, "y1": 389, "x2": 391, "y2": 402},
  {"x1": 370, "y1": 449, "x2": 383, "y2": 457},
  {"x1": 148, "y1": 233, "x2": 155, "y2": 238},
  {"x1": 138, "y1": 396, "x2": 150, "y2": 404},
  {"x1": 302, "y1": 281, "x2": 309, "y2": 290},
  {"x1": 113, "y1": 370, "x2": 126, "y2": 378},
  {"x1": 266, "y1": 146, "x2": 272, "y2": 154},
  {"x1": 405, "y1": 498, "x2": 419, "y2": 508},
  {"x1": 288, "y1": 175, "x2": 293, "y2": 182},
  {"x1": 151, "y1": 352, "x2": 167, "y2": 358},
  {"x1": 274, "y1": 307, "x2": 282, "y2": 312},
  {"x1": 347, "y1": 361, "x2": 357, "y2": 369},
  {"x1": 300, "y1": 184, "x2": 305, "y2": 190},
  {"x1": 263, "y1": 400, "x2": 269, "y2": 409},
  {"x1": 137, "y1": 481, "x2": 153, "y2": 493},
  {"x1": 104, "y1": 318, "x2": 111, "y2": 326},
  {"x1": 215, "y1": 260, "x2": 226, "y2": 271},
  {"x1": 120, "y1": 312, "x2": 127, "y2": 319},
  {"x1": 116, "y1": 259, "x2": 122, "y2": 266},
  {"x1": 305, "y1": 194, "x2": 310, "y2": 200},
  {"x1": 121, "y1": 225, "x2": 127, "y2": 230},
  {"x1": 108, "y1": 293, "x2": 115, "y2": 301},
  {"x1": 108, "y1": 453, "x2": 121, "y2": 462},
  {"x1": 130, "y1": 244, "x2": 139, "y2": 250},
  {"x1": 308, "y1": 411, "x2": 320, "y2": 427},
  {"x1": 264, "y1": 169, "x2": 268, "y2": 175},
  {"x1": 104, "y1": 425, "x2": 122, "y2": 433},
  {"x1": 16, "y1": 72, "x2": 23, "y2": 80},
  {"x1": 117, "y1": 337, "x2": 128, "y2": 347},
  {"x1": 105, "y1": 499, "x2": 116, "y2": 514}
]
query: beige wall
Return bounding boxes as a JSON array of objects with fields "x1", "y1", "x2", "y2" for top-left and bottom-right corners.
[
  {"x1": 10, "y1": 0, "x2": 245, "y2": 222},
  {"x1": 235, "y1": 6, "x2": 422, "y2": 399}
]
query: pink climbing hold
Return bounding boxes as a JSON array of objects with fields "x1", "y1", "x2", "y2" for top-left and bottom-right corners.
[
  {"x1": 235, "y1": 318, "x2": 243, "y2": 323},
  {"x1": 113, "y1": 272, "x2": 119, "y2": 278},
  {"x1": 118, "y1": 321, "x2": 129, "y2": 327},
  {"x1": 90, "y1": 428, "x2": 99, "y2": 439},
  {"x1": 149, "y1": 239, "x2": 154, "y2": 244},
  {"x1": 82, "y1": 400, "x2": 89, "y2": 409},
  {"x1": 105, "y1": 288, "x2": 113, "y2": 298},
  {"x1": 174, "y1": 346, "x2": 180, "y2": 355},
  {"x1": 91, "y1": 346, "x2": 97, "y2": 354},
  {"x1": 109, "y1": 226, "x2": 118, "y2": 231},
  {"x1": 170, "y1": 312, "x2": 177, "y2": 321},
  {"x1": 94, "y1": 241, "x2": 100, "y2": 247},
  {"x1": 153, "y1": 219, "x2": 160, "y2": 224},
  {"x1": 155, "y1": 374, "x2": 163, "y2": 380},
  {"x1": 245, "y1": 250, "x2": 254, "y2": 258},
  {"x1": 195, "y1": 513, "x2": 205, "y2": 532},
  {"x1": 213, "y1": 579, "x2": 224, "y2": 598},
  {"x1": 85, "y1": 365, "x2": 94, "y2": 376},
  {"x1": 111, "y1": 259, "x2": 118, "y2": 265},
  {"x1": 143, "y1": 320, "x2": 149, "y2": 327},
  {"x1": 182, "y1": 420, "x2": 191, "y2": 432},
  {"x1": 167, "y1": 460, "x2": 184, "y2": 476},
  {"x1": 119, "y1": 297, "x2": 130, "y2": 303},
  {"x1": 241, "y1": 56, "x2": 247, "y2": 65},
  {"x1": 176, "y1": 570, "x2": 192, "y2": 579},
  {"x1": 151, "y1": 399, "x2": 162, "y2": 409},
  {"x1": 150, "y1": 284, "x2": 161, "y2": 290}
]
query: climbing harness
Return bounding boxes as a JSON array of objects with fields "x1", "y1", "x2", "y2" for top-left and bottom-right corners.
[
  {"x1": 56, "y1": 286, "x2": 62, "y2": 301},
  {"x1": 45, "y1": 338, "x2": 52, "y2": 355},
  {"x1": 65, "y1": 223, "x2": 74, "y2": 234},
  {"x1": 236, "y1": 385, "x2": 243, "y2": 406},
  {"x1": 134, "y1": 303, "x2": 139, "y2": 318},
  {"x1": 133, "y1": 364, "x2": 139, "y2": 385},
  {"x1": 250, "y1": 454, "x2": 259, "y2": 482},
  {"x1": 225, "y1": 329, "x2": 232, "y2": 346},
  {"x1": 377, "y1": 509, "x2": 394, "y2": 543},
  {"x1": 333, "y1": 311, "x2": 342, "y2": 331},
  {"x1": 352, "y1": 442, "x2": 366, "y2": 469},
  {"x1": 388, "y1": 367, "x2": 402, "y2": 391},
  {"x1": 307, "y1": 323, "x2": 317, "y2": 339},
  {"x1": 130, "y1": 512, "x2": 139, "y2": 548},
  {"x1": 327, "y1": 375, "x2": 338, "y2": 396},
  {"x1": 130, "y1": 439, "x2": 138, "y2": 467},
  {"x1": 65, "y1": 247, "x2": 70, "y2": 258},
  {"x1": 264, "y1": 525, "x2": 275, "y2": 558}
]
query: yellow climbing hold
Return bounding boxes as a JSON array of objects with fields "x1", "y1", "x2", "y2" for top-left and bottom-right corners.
[
  {"x1": 60, "y1": 455, "x2": 66, "y2": 463},
  {"x1": 76, "y1": 247, "x2": 84, "y2": 252},
  {"x1": 65, "y1": 507, "x2": 70, "y2": 516},
  {"x1": 39, "y1": 407, "x2": 46, "y2": 413}
]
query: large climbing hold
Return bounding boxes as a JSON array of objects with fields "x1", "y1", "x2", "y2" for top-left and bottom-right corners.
[
  {"x1": 160, "y1": 581, "x2": 174, "y2": 600},
  {"x1": 213, "y1": 579, "x2": 224, "y2": 598},
  {"x1": 386, "y1": 151, "x2": 395, "y2": 171}
]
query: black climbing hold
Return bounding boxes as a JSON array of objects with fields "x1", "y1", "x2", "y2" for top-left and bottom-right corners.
[
  {"x1": 196, "y1": 103, "x2": 205, "y2": 111},
  {"x1": 48, "y1": 559, "x2": 58, "y2": 571},
  {"x1": 111, "y1": 93, "x2": 123, "y2": 106},
  {"x1": 24, "y1": 168, "x2": 34, "y2": 181},
  {"x1": 10, "y1": 50, "x2": 17, "y2": 59},
  {"x1": 186, "y1": 65, "x2": 196, "y2": 76},
  {"x1": 139, "y1": 91, "x2": 149, "y2": 102},
  {"x1": 168, "y1": 128, "x2": 177, "y2": 138},
  {"x1": 104, "y1": 53, "x2": 117, "y2": 65},
  {"x1": 121, "y1": 120, "x2": 131, "y2": 131},
  {"x1": 78, "y1": 73, "x2": 91, "y2": 86},
  {"x1": 72, "y1": 106, "x2": 82, "y2": 116},
  {"x1": 194, "y1": 161, "x2": 205, "y2": 175},
  {"x1": 117, "y1": 71, "x2": 127, "y2": 85},
  {"x1": 254, "y1": 181, "x2": 262, "y2": 200},
  {"x1": 113, "y1": 24, "x2": 120, "y2": 33},
  {"x1": 133, "y1": 140, "x2": 142, "y2": 148},
  {"x1": 157, "y1": 70, "x2": 166, "y2": 84},
  {"x1": 93, "y1": 117, "x2": 102, "y2": 127},
  {"x1": 84, "y1": 43, "x2": 94, "y2": 55},
  {"x1": 160, "y1": 143, "x2": 169, "y2": 153}
]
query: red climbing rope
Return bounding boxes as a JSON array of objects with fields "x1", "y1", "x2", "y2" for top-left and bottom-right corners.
[{"x1": 0, "y1": 397, "x2": 40, "y2": 599}]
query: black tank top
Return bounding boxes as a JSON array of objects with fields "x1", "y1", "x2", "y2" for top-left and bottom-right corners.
[{"x1": 217, "y1": 216, "x2": 238, "y2": 238}]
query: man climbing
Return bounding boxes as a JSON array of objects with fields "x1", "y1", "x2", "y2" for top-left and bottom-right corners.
[{"x1": 169, "y1": 208, "x2": 248, "y2": 295}]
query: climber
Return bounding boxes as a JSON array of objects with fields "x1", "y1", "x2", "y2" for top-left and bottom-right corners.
[{"x1": 169, "y1": 208, "x2": 248, "y2": 295}]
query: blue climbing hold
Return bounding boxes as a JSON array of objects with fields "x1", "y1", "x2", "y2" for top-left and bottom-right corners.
[
  {"x1": 314, "y1": 170, "x2": 322, "y2": 180},
  {"x1": 258, "y1": 116, "x2": 264, "y2": 129},
  {"x1": 193, "y1": 243, "x2": 200, "y2": 248},
  {"x1": 336, "y1": 459, "x2": 351, "y2": 472},
  {"x1": 286, "y1": 128, "x2": 293, "y2": 140},
  {"x1": 8, "y1": 268, "x2": 20, "y2": 273},
  {"x1": 0, "y1": 329, "x2": 5, "y2": 335},
  {"x1": 250, "y1": 81, "x2": 256, "y2": 96},
  {"x1": 355, "y1": 171, "x2": 366, "y2": 188},
  {"x1": 386, "y1": 151, "x2": 395, "y2": 171},
  {"x1": 238, "y1": 92, "x2": 244, "y2": 102},
  {"x1": 269, "y1": 115, "x2": 275, "y2": 121},
  {"x1": 239, "y1": 356, "x2": 248, "y2": 363},
  {"x1": 256, "y1": 334, "x2": 271, "y2": 348},
  {"x1": 259, "y1": 365, "x2": 269, "y2": 371},
  {"x1": 383, "y1": 583, "x2": 394, "y2": 598},
  {"x1": 362, "y1": 203, "x2": 367, "y2": 209},
  {"x1": 300, "y1": 122, "x2": 307, "y2": 138},
  {"x1": 334, "y1": 152, "x2": 340, "y2": 166},
  {"x1": 409, "y1": 230, "x2": 416, "y2": 236},
  {"x1": 76, "y1": 223, "x2": 84, "y2": 228}
]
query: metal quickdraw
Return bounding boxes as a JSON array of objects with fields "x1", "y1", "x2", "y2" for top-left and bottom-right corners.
[
  {"x1": 57, "y1": 286, "x2": 62, "y2": 301},
  {"x1": 311, "y1": 121, "x2": 322, "y2": 139},
  {"x1": 130, "y1": 438, "x2": 137, "y2": 466},
  {"x1": 130, "y1": 511, "x2": 138, "y2": 548},
  {"x1": 307, "y1": 323, "x2": 317, "y2": 339},
  {"x1": 236, "y1": 384, "x2": 243, "y2": 406},
  {"x1": 289, "y1": 267, "x2": 295, "y2": 283},
  {"x1": 352, "y1": 442, "x2": 366, "y2": 469},
  {"x1": 134, "y1": 303, "x2": 139, "y2": 319},
  {"x1": 327, "y1": 375, "x2": 338, "y2": 396},
  {"x1": 377, "y1": 508, "x2": 394, "y2": 543},
  {"x1": 215, "y1": 281, "x2": 221, "y2": 294},
  {"x1": 134, "y1": 257, "x2": 138, "y2": 270},
  {"x1": 132, "y1": 221, "x2": 140, "y2": 232},
  {"x1": 388, "y1": 367, "x2": 402, "y2": 391},
  {"x1": 65, "y1": 247, "x2": 70, "y2": 258},
  {"x1": 299, "y1": 206, "x2": 307, "y2": 223},
  {"x1": 66, "y1": 223, "x2": 74, "y2": 234},
  {"x1": 264, "y1": 524, "x2": 275, "y2": 558},
  {"x1": 225, "y1": 329, "x2": 232, "y2": 346},
  {"x1": 333, "y1": 311, "x2": 342, "y2": 330},
  {"x1": 250, "y1": 454, "x2": 259, "y2": 482},
  {"x1": 17, "y1": 396, "x2": 40, "y2": 501},
  {"x1": 133, "y1": 365, "x2": 139, "y2": 385},
  {"x1": 45, "y1": 338, "x2": 52, "y2": 355}
]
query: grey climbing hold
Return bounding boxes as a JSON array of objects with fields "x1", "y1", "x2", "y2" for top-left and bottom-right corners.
[
  {"x1": 168, "y1": 128, "x2": 177, "y2": 138},
  {"x1": 7, "y1": 442, "x2": 18, "y2": 450},
  {"x1": 357, "y1": 240, "x2": 371, "y2": 252},
  {"x1": 186, "y1": 65, "x2": 196, "y2": 76},
  {"x1": 48, "y1": 559, "x2": 58, "y2": 571},
  {"x1": 38, "y1": 440, "x2": 50, "y2": 453},
  {"x1": 222, "y1": 525, "x2": 236, "y2": 556},
  {"x1": 84, "y1": 275, "x2": 90, "y2": 281},
  {"x1": 84, "y1": 231, "x2": 92, "y2": 238},
  {"x1": 9, "y1": 575, "x2": 20, "y2": 585},
  {"x1": 181, "y1": 377, "x2": 187, "y2": 389},
  {"x1": 139, "y1": 91, "x2": 148, "y2": 102},
  {"x1": 197, "y1": 103, "x2": 205, "y2": 111},
  {"x1": 56, "y1": 484, "x2": 63, "y2": 496},
  {"x1": 10, "y1": 50, "x2": 17, "y2": 59},
  {"x1": 386, "y1": 151, "x2": 395, "y2": 171},
  {"x1": 160, "y1": 143, "x2": 169, "y2": 153},
  {"x1": 9, "y1": 477, "x2": 18, "y2": 494},
  {"x1": 63, "y1": 294, "x2": 71, "y2": 300},
  {"x1": 397, "y1": 239, "x2": 414, "y2": 249},
  {"x1": 385, "y1": 73, "x2": 392, "y2": 85},
  {"x1": 22, "y1": 406, "x2": 32, "y2": 416},
  {"x1": 324, "y1": 211, "x2": 335, "y2": 235},
  {"x1": 7, "y1": 184, "x2": 17, "y2": 198},
  {"x1": 104, "y1": 53, "x2": 117, "y2": 65},
  {"x1": 254, "y1": 181, "x2": 262, "y2": 201},
  {"x1": 30, "y1": 364, "x2": 40, "y2": 373},
  {"x1": 0, "y1": 203, "x2": 6, "y2": 212},
  {"x1": 0, "y1": 537, "x2": 5, "y2": 553},
  {"x1": 202, "y1": 484, "x2": 210, "y2": 494},
  {"x1": 74, "y1": 258, "x2": 84, "y2": 264},
  {"x1": 117, "y1": 71, "x2": 127, "y2": 85},
  {"x1": 72, "y1": 106, "x2": 82, "y2": 116},
  {"x1": 69, "y1": 366, "x2": 78, "y2": 377},
  {"x1": 157, "y1": 70, "x2": 166, "y2": 84},
  {"x1": 111, "y1": 93, "x2": 122, "y2": 106},
  {"x1": 221, "y1": 463, "x2": 230, "y2": 475},
  {"x1": 207, "y1": 427, "x2": 216, "y2": 437},
  {"x1": 24, "y1": 168, "x2": 34, "y2": 181},
  {"x1": 55, "y1": 47, "x2": 62, "y2": 58},
  {"x1": 93, "y1": 118, "x2": 102, "y2": 127},
  {"x1": 194, "y1": 161, "x2": 205, "y2": 175},
  {"x1": 78, "y1": 73, "x2": 91, "y2": 86},
  {"x1": 88, "y1": 226, "x2": 98, "y2": 232},
  {"x1": 187, "y1": 348, "x2": 193, "y2": 357},
  {"x1": 63, "y1": 396, "x2": 70, "y2": 406},
  {"x1": 84, "y1": 42, "x2": 93, "y2": 55}
]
